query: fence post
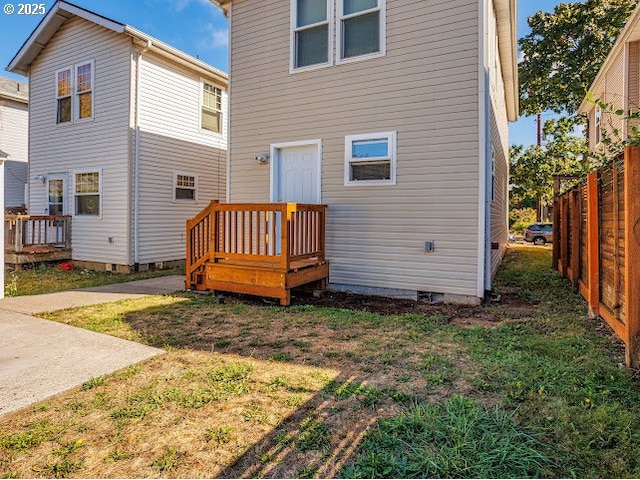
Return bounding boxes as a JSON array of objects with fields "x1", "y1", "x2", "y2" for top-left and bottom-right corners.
[
  {"x1": 624, "y1": 147, "x2": 640, "y2": 367},
  {"x1": 560, "y1": 195, "x2": 569, "y2": 277},
  {"x1": 552, "y1": 197, "x2": 560, "y2": 270},
  {"x1": 586, "y1": 172, "x2": 600, "y2": 318},
  {"x1": 570, "y1": 189, "x2": 580, "y2": 289}
]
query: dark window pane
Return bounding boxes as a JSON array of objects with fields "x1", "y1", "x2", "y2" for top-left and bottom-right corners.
[
  {"x1": 57, "y1": 97, "x2": 71, "y2": 123},
  {"x1": 343, "y1": 11, "x2": 380, "y2": 58},
  {"x1": 176, "y1": 188, "x2": 195, "y2": 200},
  {"x1": 297, "y1": 0, "x2": 326, "y2": 27},
  {"x1": 78, "y1": 92, "x2": 92, "y2": 119},
  {"x1": 296, "y1": 25, "x2": 329, "y2": 67},
  {"x1": 76, "y1": 195, "x2": 100, "y2": 215},
  {"x1": 351, "y1": 161, "x2": 390, "y2": 181},
  {"x1": 344, "y1": 0, "x2": 377, "y2": 15},
  {"x1": 49, "y1": 204, "x2": 63, "y2": 215}
]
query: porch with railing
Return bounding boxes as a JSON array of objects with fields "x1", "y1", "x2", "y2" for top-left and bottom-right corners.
[
  {"x1": 186, "y1": 201, "x2": 328, "y2": 305},
  {"x1": 4, "y1": 215, "x2": 72, "y2": 268}
]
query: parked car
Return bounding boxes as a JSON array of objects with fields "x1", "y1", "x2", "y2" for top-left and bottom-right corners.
[{"x1": 524, "y1": 223, "x2": 553, "y2": 245}]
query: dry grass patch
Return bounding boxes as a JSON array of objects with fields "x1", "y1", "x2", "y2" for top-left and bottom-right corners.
[{"x1": 2, "y1": 292, "x2": 482, "y2": 478}]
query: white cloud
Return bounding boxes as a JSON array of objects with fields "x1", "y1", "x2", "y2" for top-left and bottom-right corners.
[{"x1": 202, "y1": 24, "x2": 229, "y2": 49}]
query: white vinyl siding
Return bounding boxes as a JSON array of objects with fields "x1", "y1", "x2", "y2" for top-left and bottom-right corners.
[
  {"x1": 229, "y1": 0, "x2": 482, "y2": 297},
  {"x1": 0, "y1": 98, "x2": 29, "y2": 208},
  {"x1": 136, "y1": 51, "x2": 227, "y2": 264},
  {"x1": 28, "y1": 16, "x2": 131, "y2": 265}
]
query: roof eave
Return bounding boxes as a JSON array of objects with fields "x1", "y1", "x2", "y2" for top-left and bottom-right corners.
[
  {"x1": 209, "y1": 0, "x2": 231, "y2": 16},
  {"x1": 6, "y1": 0, "x2": 125, "y2": 76},
  {"x1": 0, "y1": 92, "x2": 28, "y2": 104},
  {"x1": 495, "y1": 0, "x2": 519, "y2": 122}
]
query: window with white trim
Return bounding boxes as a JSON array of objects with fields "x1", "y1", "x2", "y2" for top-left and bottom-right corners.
[
  {"x1": 201, "y1": 82, "x2": 222, "y2": 133},
  {"x1": 174, "y1": 173, "x2": 197, "y2": 201},
  {"x1": 74, "y1": 171, "x2": 101, "y2": 216},
  {"x1": 75, "y1": 61, "x2": 93, "y2": 120},
  {"x1": 345, "y1": 131, "x2": 396, "y2": 185},
  {"x1": 337, "y1": 0, "x2": 384, "y2": 61},
  {"x1": 595, "y1": 107, "x2": 602, "y2": 145},
  {"x1": 56, "y1": 67, "x2": 72, "y2": 124},
  {"x1": 292, "y1": 0, "x2": 331, "y2": 69}
]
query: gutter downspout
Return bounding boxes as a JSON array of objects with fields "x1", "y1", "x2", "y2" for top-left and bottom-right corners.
[
  {"x1": 477, "y1": 0, "x2": 488, "y2": 300},
  {"x1": 133, "y1": 39, "x2": 152, "y2": 269}
]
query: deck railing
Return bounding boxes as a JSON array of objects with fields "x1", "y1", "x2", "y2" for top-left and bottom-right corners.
[
  {"x1": 186, "y1": 201, "x2": 326, "y2": 288},
  {"x1": 4, "y1": 215, "x2": 72, "y2": 253}
]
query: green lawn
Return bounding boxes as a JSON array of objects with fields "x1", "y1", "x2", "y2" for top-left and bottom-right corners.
[
  {"x1": 4, "y1": 265, "x2": 183, "y2": 297},
  {"x1": 1, "y1": 246, "x2": 639, "y2": 478}
]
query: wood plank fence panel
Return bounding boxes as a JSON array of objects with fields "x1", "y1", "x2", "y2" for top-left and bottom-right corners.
[{"x1": 553, "y1": 147, "x2": 640, "y2": 367}]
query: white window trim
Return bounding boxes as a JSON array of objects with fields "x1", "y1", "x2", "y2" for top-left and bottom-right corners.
[
  {"x1": 55, "y1": 66, "x2": 73, "y2": 126},
  {"x1": 335, "y1": 0, "x2": 386, "y2": 65},
  {"x1": 173, "y1": 171, "x2": 199, "y2": 203},
  {"x1": 72, "y1": 168, "x2": 103, "y2": 219},
  {"x1": 290, "y1": 0, "x2": 334, "y2": 74},
  {"x1": 269, "y1": 139, "x2": 323, "y2": 203},
  {"x1": 199, "y1": 78, "x2": 225, "y2": 136},
  {"x1": 344, "y1": 131, "x2": 397, "y2": 186},
  {"x1": 74, "y1": 59, "x2": 95, "y2": 123},
  {"x1": 595, "y1": 107, "x2": 602, "y2": 145}
]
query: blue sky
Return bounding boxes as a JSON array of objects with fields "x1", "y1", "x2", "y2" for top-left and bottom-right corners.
[{"x1": 0, "y1": 0, "x2": 569, "y2": 148}]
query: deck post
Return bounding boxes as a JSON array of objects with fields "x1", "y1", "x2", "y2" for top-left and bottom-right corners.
[
  {"x1": 210, "y1": 200, "x2": 219, "y2": 263},
  {"x1": 15, "y1": 218, "x2": 24, "y2": 253},
  {"x1": 281, "y1": 203, "x2": 294, "y2": 271},
  {"x1": 586, "y1": 172, "x2": 600, "y2": 318},
  {"x1": 624, "y1": 146, "x2": 640, "y2": 367}
]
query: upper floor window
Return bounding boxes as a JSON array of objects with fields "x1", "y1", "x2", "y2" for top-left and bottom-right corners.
[
  {"x1": 56, "y1": 67, "x2": 72, "y2": 124},
  {"x1": 337, "y1": 0, "x2": 384, "y2": 61},
  {"x1": 55, "y1": 60, "x2": 94, "y2": 124},
  {"x1": 595, "y1": 107, "x2": 602, "y2": 145},
  {"x1": 76, "y1": 62, "x2": 93, "y2": 120},
  {"x1": 292, "y1": 0, "x2": 331, "y2": 70},
  {"x1": 290, "y1": 0, "x2": 386, "y2": 72},
  {"x1": 201, "y1": 82, "x2": 222, "y2": 133}
]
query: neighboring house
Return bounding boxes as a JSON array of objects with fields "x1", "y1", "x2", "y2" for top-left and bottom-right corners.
[
  {"x1": 7, "y1": 1, "x2": 228, "y2": 272},
  {"x1": 0, "y1": 77, "x2": 29, "y2": 210},
  {"x1": 579, "y1": 3, "x2": 640, "y2": 151},
  {"x1": 207, "y1": 0, "x2": 518, "y2": 304}
]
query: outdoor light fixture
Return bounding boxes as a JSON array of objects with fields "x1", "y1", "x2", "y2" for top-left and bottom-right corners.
[
  {"x1": 35, "y1": 175, "x2": 46, "y2": 184},
  {"x1": 255, "y1": 153, "x2": 270, "y2": 164}
]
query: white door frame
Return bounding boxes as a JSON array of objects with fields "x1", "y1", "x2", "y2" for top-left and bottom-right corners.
[
  {"x1": 46, "y1": 173, "x2": 68, "y2": 215},
  {"x1": 269, "y1": 139, "x2": 323, "y2": 203}
]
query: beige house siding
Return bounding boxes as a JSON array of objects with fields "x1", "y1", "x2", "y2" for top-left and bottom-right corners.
[
  {"x1": 228, "y1": 0, "x2": 481, "y2": 297},
  {"x1": 0, "y1": 99, "x2": 29, "y2": 207},
  {"x1": 136, "y1": 51, "x2": 227, "y2": 263},
  {"x1": 28, "y1": 15, "x2": 132, "y2": 265}
]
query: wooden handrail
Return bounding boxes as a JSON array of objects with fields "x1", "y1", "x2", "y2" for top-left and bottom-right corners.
[
  {"x1": 4, "y1": 215, "x2": 72, "y2": 253},
  {"x1": 185, "y1": 202, "x2": 327, "y2": 289}
]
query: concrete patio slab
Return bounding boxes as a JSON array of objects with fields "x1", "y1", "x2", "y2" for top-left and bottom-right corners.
[{"x1": 0, "y1": 310, "x2": 163, "y2": 417}]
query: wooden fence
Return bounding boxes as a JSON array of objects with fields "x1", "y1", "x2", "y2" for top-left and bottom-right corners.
[{"x1": 553, "y1": 146, "x2": 640, "y2": 367}]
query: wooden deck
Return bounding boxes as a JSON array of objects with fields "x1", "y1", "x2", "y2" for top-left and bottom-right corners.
[
  {"x1": 4, "y1": 215, "x2": 72, "y2": 269},
  {"x1": 186, "y1": 202, "x2": 328, "y2": 305}
]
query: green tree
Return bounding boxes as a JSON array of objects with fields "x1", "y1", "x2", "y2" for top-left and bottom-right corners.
[
  {"x1": 510, "y1": 118, "x2": 589, "y2": 214},
  {"x1": 519, "y1": 0, "x2": 637, "y2": 117}
]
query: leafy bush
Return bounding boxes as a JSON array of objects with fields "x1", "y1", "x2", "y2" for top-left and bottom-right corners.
[{"x1": 509, "y1": 208, "x2": 537, "y2": 235}]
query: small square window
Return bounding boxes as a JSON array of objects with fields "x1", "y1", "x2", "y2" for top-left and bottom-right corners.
[
  {"x1": 345, "y1": 131, "x2": 396, "y2": 185},
  {"x1": 174, "y1": 173, "x2": 197, "y2": 201}
]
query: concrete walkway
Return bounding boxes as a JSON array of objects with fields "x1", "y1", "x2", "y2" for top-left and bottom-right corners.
[
  {"x1": 0, "y1": 275, "x2": 184, "y2": 417},
  {"x1": 0, "y1": 275, "x2": 184, "y2": 315}
]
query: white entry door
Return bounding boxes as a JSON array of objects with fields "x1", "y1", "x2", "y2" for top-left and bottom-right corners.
[
  {"x1": 46, "y1": 174, "x2": 68, "y2": 215},
  {"x1": 272, "y1": 142, "x2": 321, "y2": 203}
]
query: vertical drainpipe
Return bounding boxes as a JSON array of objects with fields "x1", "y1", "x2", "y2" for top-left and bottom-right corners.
[
  {"x1": 477, "y1": 0, "x2": 488, "y2": 300},
  {"x1": 483, "y1": 3, "x2": 493, "y2": 299},
  {"x1": 225, "y1": 3, "x2": 232, "y2": 203},
  {"x1": 133, "y1": 39, "x2": 152, "y2": 268}
]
